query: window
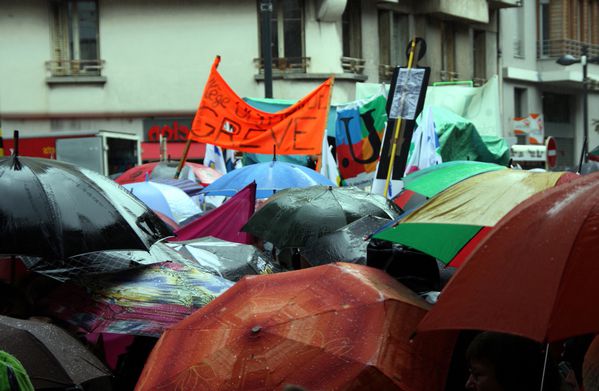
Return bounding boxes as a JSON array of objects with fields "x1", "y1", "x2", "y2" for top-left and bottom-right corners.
[
  {"x1": 543, "y1": 93, "x2": 571, "y2": 123},
  {"x1": 258, "y1": 0, "x2": 305, "y2": 72},
  {"x1": 441, "y1": 21, "x2": 457, "y2": 81},
  {"x1": 538, "y1": 0, "x2": 550, "y2": 57},
  {"x1": 473, "y1": 30, "x2": 486, "y2": 84},
  {"x1": 48, "y1": 0, "x2": 101, "y2": 77},
  {"x1": 378, "y1": 10, "x2": 409, "y2": 80},
  {"x1": 513, "y1": 5, "x2": 524, "y2": 58},
  {"x1": 514, "y1": 87, "x2": 527, "y2": 118},
  {"x1": 342, "y1": 0, "x2": 362, "y2": 58}
]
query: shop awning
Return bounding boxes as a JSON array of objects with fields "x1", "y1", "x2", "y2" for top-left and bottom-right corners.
[{"x1": 141, "y1": 142, "x2": 206, "y2": 161}]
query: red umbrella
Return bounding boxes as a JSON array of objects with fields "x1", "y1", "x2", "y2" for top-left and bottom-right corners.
[
  {"x1": 115, "y1": 161, "x2": 221, "y2": 186},
  {"x1": 417, "y1": 172, "x2": 599, "y2": 343},
  {"x1": 136, "y1": 263, "x2": 456, "y2": 391}
]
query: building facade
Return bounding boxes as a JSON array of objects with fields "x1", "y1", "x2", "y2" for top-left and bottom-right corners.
[
  {"x1": 1, "y1": 0, "x2": 516, "y2": 173},
  {"x1": 500, "y1": 0, "x2": 599, "y2": 169}
]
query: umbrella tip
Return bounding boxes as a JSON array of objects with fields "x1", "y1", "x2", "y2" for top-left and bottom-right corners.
[{"x1": 251, "y1": 325, "x2": 262, "y2": 334}]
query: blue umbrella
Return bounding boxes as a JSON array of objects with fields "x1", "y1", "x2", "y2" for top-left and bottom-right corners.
[{"x1": 200, "y1": 161, "x2": 335, "y2": 199}]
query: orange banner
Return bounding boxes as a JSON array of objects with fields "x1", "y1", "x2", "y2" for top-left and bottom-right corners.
[{"x1": 189, "y1": 57, "x2": 333, "y2": 155}]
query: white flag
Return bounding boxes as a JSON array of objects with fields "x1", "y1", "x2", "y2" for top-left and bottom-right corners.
[
  {"x1": 319, "y1": 136, "x2": 341, "y2": 185},
  {"x1": 204, "y1": 144, "x2": 227, "y2": 175},
  {"x1": 404, "y1": 107, "x2": 442, "y2": 176}
]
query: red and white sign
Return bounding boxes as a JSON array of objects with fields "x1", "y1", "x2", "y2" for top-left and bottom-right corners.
[{"x1": 546, "y1": 136, "x2": 557, "y2": 169}]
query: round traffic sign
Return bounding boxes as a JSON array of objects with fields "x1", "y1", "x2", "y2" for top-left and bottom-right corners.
[{"x1": 546, "y1": 136, "x2": 557, "y2": 168}]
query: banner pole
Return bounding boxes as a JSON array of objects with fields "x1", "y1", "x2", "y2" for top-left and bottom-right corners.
[
  {"x1": 177, "y1": 56, "x2": 221, "y2": 179},
  {"x1": 383, "y1": 38, "x2": 417, "y2": 198},
  {"x1": 317, "y1": 76, "x2": 335, "y2": 171}
]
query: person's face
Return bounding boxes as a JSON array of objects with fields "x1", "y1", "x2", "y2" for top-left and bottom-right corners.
[{"x1": 465, "y1": 360, "x2": 504, "y2": 391}]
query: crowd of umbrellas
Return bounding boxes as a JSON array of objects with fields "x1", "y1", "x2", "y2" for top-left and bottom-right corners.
[{"x1": 1, "y1": 147, "x2": 599, "y2": 390}]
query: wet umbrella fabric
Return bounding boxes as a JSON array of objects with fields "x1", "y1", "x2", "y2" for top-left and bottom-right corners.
[
  {"x1": 19, "y1": 241, "x2": 189, "y2": 281},
  {"x1": 200, "y1": 160, "x2": 336, "y2": 199},
  {"x1": 243, "y1": 186, "x2": 401, "y2": 248},
  {"x1": 374, "y1": 170, "x2": 566, "y2": 265},
  {"x1": 123, "y1": 180, "x2": 201, "y2": 224},
  {"x1": 391, "y1": 161, "x2": 506, "y2": 212},
  {"x1": 416, "y1": 172, "x2": 599, "y2": 343},
  {"x1": 0, "y1": 315, "x2": 111, "y2": 390},
  {"x1": 0, "y1": 156, "x2": 172, "y2": 260},
  {"x1": 136, "y1": 263, "x2": 456, "y2": 391},
  {"x1": 166, "y1": 237, "x2": 278, "y2": 281},
  {"x1": 302, "y1": 215, "x2": 391, "y2": 266},
  {"x1": 40, "y1": 261, "x2": 233, "y2": 337},
  {"x1": 115, "y1": 161, "x2": 222, "y2": 187}
]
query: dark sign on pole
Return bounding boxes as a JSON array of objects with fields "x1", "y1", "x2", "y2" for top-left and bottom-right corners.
[{"x1": 375, "y1": 66, "x2": 430, "y2": 185}]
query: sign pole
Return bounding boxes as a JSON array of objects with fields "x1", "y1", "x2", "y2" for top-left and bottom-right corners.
[{"x1": 384, "y1": 39, "x2": 417, "y2": 198}]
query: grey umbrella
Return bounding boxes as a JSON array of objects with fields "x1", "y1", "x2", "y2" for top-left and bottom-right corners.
[{"x1": 0, "y1": 315, "x2": 111, "y2": 390}]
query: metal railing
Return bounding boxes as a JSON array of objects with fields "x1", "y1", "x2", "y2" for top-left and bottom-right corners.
[
  {"x1": 253, "y1": 57, "x2": 310, "y2": 73},
  {"x1": 513, "y1": 39, "x2": 524, "y2": 58},
  {"x1": 440, "y1": 70, "x2": 460, "y2": 82},
  {"x1": 538, "y1": 39, "x2": 599, "y2": 59},
  {"x1": 45, "y1": 59, "x2": 104, "y2": 77},
  {"x1": 379, "y1": 64, "x2": 394, "y2": 81},
  {"x1": 341, "y1": 56, "x2": 365, "y2": 74}
]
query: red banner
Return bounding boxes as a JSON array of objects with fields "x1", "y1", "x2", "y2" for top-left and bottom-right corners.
[{"x1": 189, "y1": 57, "x2": 333, "y2": 155}]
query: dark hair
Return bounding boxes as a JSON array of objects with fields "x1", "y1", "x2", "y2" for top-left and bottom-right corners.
[{"x1": 466, "y1": 332, "x2": 561, "y2": 391}]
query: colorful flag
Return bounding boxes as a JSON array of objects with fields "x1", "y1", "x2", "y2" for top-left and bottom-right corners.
[
  {"x1": 513, "y1": 113, "x2": 544, "y2": 145},
  {"x1": 334, "y1": 93, "x2": 387, "y2": 188},
  {"x1": 317, "y1": 136, "x2": 341, "y2": 186},
  {"x1": 190, "y1": 56, "x2": 333, "y2": 155},
  {"x1": 404, "y1": 107, "x2": 442, "y2": 176},
  {"x1": 204, "y1": 144, "x2": 227, "y2": 175},
  {"x1": 174, "y1": 182, "x2": 256, "y2": 244}
]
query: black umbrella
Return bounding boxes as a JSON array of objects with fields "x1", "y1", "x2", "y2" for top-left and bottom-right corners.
[
  {"x1": 242, "y1": 186, "x2": 401, "y2": 248},
  {"x1": 0, "y1": 154, "x2": 173, "y2": 260},
  {"x1": 301, "y1": 215, "x2": 391, "y2": 266},
  {"x1": 0, "y1": 315, "x2": 111, "y2": 390},
  {"x1": 166, "y1": 236, "x2": 279, "y2": 281}
]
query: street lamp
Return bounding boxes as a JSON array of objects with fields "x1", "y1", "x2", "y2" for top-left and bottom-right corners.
[{"x1": 556, "y1": 46, "x2": 599, "y2": 167}]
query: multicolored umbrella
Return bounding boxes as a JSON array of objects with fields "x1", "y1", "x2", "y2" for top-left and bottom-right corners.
[
  {"x1": 136, "y1": 263, "x2": 456, "y2": 391},
  {"x1": 115, "y1": 161, "x2": 222, "y2": 187},
  {"x1": 589, "y1": 145, "x2": 599, "y2": 162},
  {"x1": 200, "y1": 160, "x2": 335, "y2": 199},
  {"x1": 375, "y1": 170, "x2": 570, "y2": 266},
  {"x1": 40, "y1": 261, "x2": 233, "y2": 337},
  {"x1": 417, "y1": 171, "x2": 599, "y2": 343},
  {"x1": 243, "y1": 186, "x2": 401, "y2": 248},
  {"x1": 392, "y1": 160, "x2": 506, "y2": 211}
]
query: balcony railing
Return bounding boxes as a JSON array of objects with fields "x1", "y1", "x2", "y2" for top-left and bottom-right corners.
[
  {"x1": 440, "y1": 70, "x2": 460, "y2": 82},
  {"x1": 538, "y1": 39, "x2": 599, "y2": 59},
  {"x1": 341, "y1": 57, "x2": 365, "y2": 74},
  {"x1": 253, "y1": 57, "x2": 310, "y2": 73},
  {"x1": 45, "y1": 59, "x2": 104, "y2": 77},
  {"x1": 379, "y1": 64, "x2": 394, "y2": 81}
]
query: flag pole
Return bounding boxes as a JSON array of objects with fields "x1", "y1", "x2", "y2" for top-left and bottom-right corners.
[
  {"x1": 383, "y1": 38, "x2": 418, "y2": 198},
  {"x1": 176, "y1": 56, "x2": 221, "y2": 179},
  {"x1": 317, "y1": 76, "x2": 335, "y2": 171}
]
